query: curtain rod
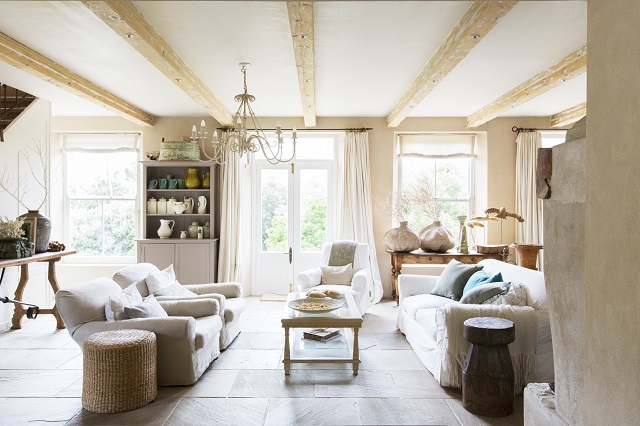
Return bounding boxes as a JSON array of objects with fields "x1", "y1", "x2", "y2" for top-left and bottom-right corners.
[
  {"x1": 216, "y1": 127, "x2": 372, "y2": 132},
  {"x1": 512, "y1": 126, "x2": 562, "y2": 133}
]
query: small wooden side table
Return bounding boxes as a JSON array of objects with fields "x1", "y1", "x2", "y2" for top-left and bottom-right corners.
[
  {"x1": 0, "y1": 249, "x2": 76, "y2": 329},
  {"x1": 387, "y1": 249, "x2": 504, "y2": 304},
  {"x1": 462, "y1": 317, "x2": 516, "y2": 417}
]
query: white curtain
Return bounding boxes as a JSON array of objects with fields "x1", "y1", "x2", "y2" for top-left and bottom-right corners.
[
  {"x1": 217, "y1": 144, "x2": 242, "y2": 283},
  {"x1": 340, "y1": 131, "x2": 383, "y2": 304},
  {"x1": 515, "y1": 130, "x2": 543, "y2": 244}
]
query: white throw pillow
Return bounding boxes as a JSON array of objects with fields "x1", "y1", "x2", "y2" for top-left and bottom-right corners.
[
  {"x1": 320, "y1": 263, "x2": 354, "y2": 285},
  {"x1": 105, "y1": 283, "x2": 143, "y2": 321},
  {"x1": 146, "y1": 264, "x2": 195, "y2": 297},
  {"x1": 124, "y1": 295, "x2": 168, "y2": 319},
  {"x1": 486, "y1": 283, "x2": 528, "y2": 306}
]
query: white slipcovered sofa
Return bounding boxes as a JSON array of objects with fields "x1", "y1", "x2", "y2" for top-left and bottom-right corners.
[
  {"x1": 56, "y1": 277, "x2": 222, "y2": 386},
  {"x1": 397, "y1": 259, "x2": 553, "y2": 392},
  {"x1": 112, "y1": 263, "x2": 245, "y2": 350}
]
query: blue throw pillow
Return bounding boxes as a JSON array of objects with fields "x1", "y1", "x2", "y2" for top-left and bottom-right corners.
[{"x1": 463, "y1": 271, "x2": 504, "y2": 294}]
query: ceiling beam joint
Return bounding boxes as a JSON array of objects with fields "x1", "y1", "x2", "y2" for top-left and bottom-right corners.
[
  {"x1": 550, "y1": 102, "x2": 586, "y2": 127},
  {"x1": 287, "y1": 1, "x2": 316, "y2": 127}
]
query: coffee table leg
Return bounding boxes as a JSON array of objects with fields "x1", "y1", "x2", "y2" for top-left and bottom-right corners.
[
  {"x1": 283, "y1": 326, "x2": 291, "y2": 375},
  {"x1": 353, "y1": 327, "x2": 360, "y2": 375}
]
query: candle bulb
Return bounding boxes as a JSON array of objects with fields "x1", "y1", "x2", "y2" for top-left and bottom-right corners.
[
  {"x1": 191, "y1": 124, "x2": 197, "y2": 138},
  {"x1": 200, "y1": 119, "x2": 205, "y2": 128},
  {"x1": 212, "y1": 130, "x2": 218, "y2": 142},
  {"x1": 292, "y1": 127, "x2": 297, "y2": 139}
]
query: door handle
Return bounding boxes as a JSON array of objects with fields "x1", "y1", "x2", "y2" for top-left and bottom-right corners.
[{"x1": 289, "y1": 247, "x2": 292, "y2": 264}]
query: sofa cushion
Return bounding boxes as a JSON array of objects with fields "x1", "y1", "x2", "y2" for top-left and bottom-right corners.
[
  {"x1": 112, "y1": 263, "x2": 159, "y2": 296},
  {"x1": 431, "y1": 260, "x2": 484, "y2": 301},
  {"x1": 147, "y1": 265, "x2": 196, "y2": 297},
  {"x1": 124, "y1": 295, "x2": 168, "y2": 319},
  {"x1": 415, "y1": 307, "x2": 439, "y2": 342},
  {"x1": 320, "y1": 263, "x2": 353, "y2": 285},
  {"x1": 403, "y1": 294, "x2": 453, "y2": 319},
  {"x1": 460, "y1": 282, "x2": 510, "y2": 304},
  {"x1": 105, "y1": 283, "x2": 143, "y2": 322}
]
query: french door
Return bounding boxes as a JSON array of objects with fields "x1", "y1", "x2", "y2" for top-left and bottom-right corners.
[{"x1": 253, "y1": 161, "x2": 333, "y2": 295}]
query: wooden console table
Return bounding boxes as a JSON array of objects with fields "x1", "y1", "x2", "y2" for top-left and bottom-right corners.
[
  {"x1": 0, "y1": 250, "x2": 76, "y2": 329},
  {"x1": 387, "y1": 249, "x2": 504, "y2": 304}
]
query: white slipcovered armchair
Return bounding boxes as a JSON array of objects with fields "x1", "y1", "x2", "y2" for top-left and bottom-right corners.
[
  {"x1": 296, "y1": 242, "x2": 372, "y2": 315},
  {"x1": 112, "y1": 263, "x2": 245, "y2": 350}
]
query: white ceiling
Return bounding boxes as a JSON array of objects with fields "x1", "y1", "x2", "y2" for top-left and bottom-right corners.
[{"x1": 0, "y1": 1, "x2": 587, "y2": 122}]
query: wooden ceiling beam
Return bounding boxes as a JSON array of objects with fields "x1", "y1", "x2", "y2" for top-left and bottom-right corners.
[
  {"x1": 0, "y1": 31, "x2": 153, "y2": 126},
  {"x1": 467, "y1": 46, "x2": 587, "y2": 128},
  {"x1": 287, "y1": 2, "x2": 316, "y2": 127},
  {"x1": 386, "y1": 1, "x2": 517, "y2": 128},
  {"x1": 83, "y1": 1, "x2": 233, "y2": 126},
  {"x1": 550, "y1": 102, "x2": 586, "y2": 127}
]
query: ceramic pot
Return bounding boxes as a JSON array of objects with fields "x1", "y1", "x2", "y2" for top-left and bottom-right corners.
[
  {"x1": 157, "y1": 219, "x2": 175, "y2": 239},
  {"x1": 203, "y1": 221, "x2": 210, "y2": 238},
  {"x1": 147, "y1": 197, "x2": 157, "y2": 214},
  {"x1": 185, "y1": 168, "x2": 201, "y2": 189},
  {"x1": 418, "y1": 220, "x2": 455, "y2": 252},
  {"x1": 188, "y1": 221, "x2": 200, "y2": 239},
  {"x1": 383, "y1": 221, "x2": 420, "y2": 252},
  {"x1": 18, "y1": 210, "x2": 51, "y2": 253},
  {"x1": 184, "y1": 197, "x2": 194, "y2": 214},
  {"x1": 511, "y1": 243, "x2": 543, "y2": 270},
  {"x1": 202, "y1": 172, "x2": 211, "y2": 189}
]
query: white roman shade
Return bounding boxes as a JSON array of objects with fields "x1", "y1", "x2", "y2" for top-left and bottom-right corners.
[
  {"x1": 399, "y1": 134, "x2": 475, "y2": 158},
  {"x1": 63, "y1": 133, "x2": 139, "y2": 152}
]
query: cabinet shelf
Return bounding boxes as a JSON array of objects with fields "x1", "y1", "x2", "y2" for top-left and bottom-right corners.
[{"x1": 140, "y1": 161, "x2": 217, "y2": 283}]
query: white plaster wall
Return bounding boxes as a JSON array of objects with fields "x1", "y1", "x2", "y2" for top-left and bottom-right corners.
[
  {"x1": 0, "y1": 99, "x2": 51, "y2": 330},
  {"x1": 584, "y1": 0, "x2": 640, "y2": 423}
]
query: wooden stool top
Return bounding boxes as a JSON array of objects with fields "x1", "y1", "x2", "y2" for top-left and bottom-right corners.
[{"x1": 463, "y1": 317, "x2": 515, "y2": 346}]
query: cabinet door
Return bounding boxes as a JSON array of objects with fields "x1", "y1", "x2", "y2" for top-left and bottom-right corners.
[
  {"x1": 175, "y1": 243, "x2": 211, "y2": 284},
  {"x1": 139, "y1": 243, "x2": 175, "y2": 271}
]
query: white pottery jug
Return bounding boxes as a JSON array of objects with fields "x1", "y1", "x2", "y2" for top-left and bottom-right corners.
[
  {"x1": 184, "y1": 197, "x2": 194, "y2": 214},
  {"x1": 157, "y1": 219, "x2": 175, "y2": 239},
  {"x1": 197, "y1": 196, "x2": 207, "y2": 214},
  {"x1": 167, "y1": 197, "x2": 177, "y2": 214},
  {"x1": 173, "y1": 202, "x2": 189, "y2": 214}
]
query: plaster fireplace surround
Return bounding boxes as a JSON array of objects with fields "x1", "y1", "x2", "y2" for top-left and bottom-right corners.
[{"x1": 524, "y1": 117, "x2": 586, "y2": 425}]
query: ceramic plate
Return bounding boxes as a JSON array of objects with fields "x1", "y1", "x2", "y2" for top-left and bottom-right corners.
[{"x1": 288, "y1": 297, "x2": 344, "y2": 313}]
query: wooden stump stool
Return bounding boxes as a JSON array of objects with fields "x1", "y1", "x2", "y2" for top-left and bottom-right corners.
[
  {"x1": 462, "y1": 317, "x2": 515, "y2": 417},
  {"x1": 83, "y1": 329, "x2": 157, "y2": 413}
]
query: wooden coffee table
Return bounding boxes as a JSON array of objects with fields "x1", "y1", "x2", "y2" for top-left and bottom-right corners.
[{"x1": 281, "y1": 292, "x2": 363, "y2": 375}]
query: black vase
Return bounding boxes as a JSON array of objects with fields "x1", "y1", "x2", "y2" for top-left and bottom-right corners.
[{"x1": 19, "y1": 210, "x2": 51, "y2": 253}]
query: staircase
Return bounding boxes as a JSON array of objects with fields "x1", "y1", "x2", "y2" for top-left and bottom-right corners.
[{"x1": 0, "y1": 83, "x2": 37, "y2": 142}]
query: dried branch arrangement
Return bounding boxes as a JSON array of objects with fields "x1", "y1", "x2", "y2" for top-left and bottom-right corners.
[
  {"x1": 468, "y1": 207, "x2": 524, "y2": 245},
  {"x1": 0, "y1": 139, "x2": 49, "y2": 211}
]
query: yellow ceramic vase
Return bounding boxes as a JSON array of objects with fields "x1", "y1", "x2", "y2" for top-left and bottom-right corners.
[
  {"x1": 185, "y1": 168, "x2": 201, "y2": 189},
  {"x1": 202, "y1": 172, "x2": 211, "y2": 189}
]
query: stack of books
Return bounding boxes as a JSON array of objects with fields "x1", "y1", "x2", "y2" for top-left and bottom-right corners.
[{"x1": 303, "y1": 328, "x2": 340, "y2": 342}]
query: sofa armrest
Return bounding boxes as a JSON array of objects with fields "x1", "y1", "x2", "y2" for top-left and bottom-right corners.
[
  {"x1": 184, "y1": 282, "x2": 243, "y2": 298},
  {"x1": 296, "y1": 267, "x2": 322, "y2": 290},
  {"x1": 159, "y1": 298, "x2": 220, "y2": 317},
  {"x1": 435, "y1": 303, "x2": 537, "y2": 391},
  {"x1": 72, "y1": 316, "x2": 197, "y2": 349},
  {"x1": 351, "y1": 268, "x2": 372, "y2": 294},
  {"x1": 398, "y1": 274, "x2": 439, "y2": 304},
  {"x1": 155, "y1": 293, "x2": 226, "y2": 315}
]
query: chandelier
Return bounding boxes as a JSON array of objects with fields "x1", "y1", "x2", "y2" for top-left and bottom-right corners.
[{"x1": 196, "y1": 63, "x2": 297, "y2": 165}]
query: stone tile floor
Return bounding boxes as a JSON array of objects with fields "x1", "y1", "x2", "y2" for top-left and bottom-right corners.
[{"x1": 0, "y1": 297, "x2": 523, "y2": 425}]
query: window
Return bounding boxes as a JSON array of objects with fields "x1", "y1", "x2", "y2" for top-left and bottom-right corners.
[
  {"x1": 397, "y1": 133, "x2": 475, "y2": 242},
  {"x1": 540, "y1": 131, "x2": 566, "y2": 148},
  {"x1": 63, "y1": 134, "x2": 139, "y2": 262}
]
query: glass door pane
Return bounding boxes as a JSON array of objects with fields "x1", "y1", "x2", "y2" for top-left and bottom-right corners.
[
  {"x1": 299, "y1": 169, "x2": 328, "y2": 253},
  {"x1": 261, "y1": 169, "x2": 289, "y2": 252}
]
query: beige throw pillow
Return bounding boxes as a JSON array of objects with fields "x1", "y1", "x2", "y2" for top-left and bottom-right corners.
[
  {"x1": 320, "y1": 263, "x2": 354, "y2": 285},
  {"x1": 105, "y1": 283, "x2": 143, "y2": 321}
]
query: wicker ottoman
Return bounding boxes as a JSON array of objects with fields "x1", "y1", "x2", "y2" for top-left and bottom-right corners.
[{"x1": 83, "y1": 329, "x2": 157, "y2": 413}]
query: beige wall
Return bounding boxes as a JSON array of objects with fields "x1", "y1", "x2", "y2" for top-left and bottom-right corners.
[
  {"x1": 584, "y1": 0, "x2": 640, "y2": 423},
  {"x1": 140, "y1": 114, "x2": 549, "y2": 296}
]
